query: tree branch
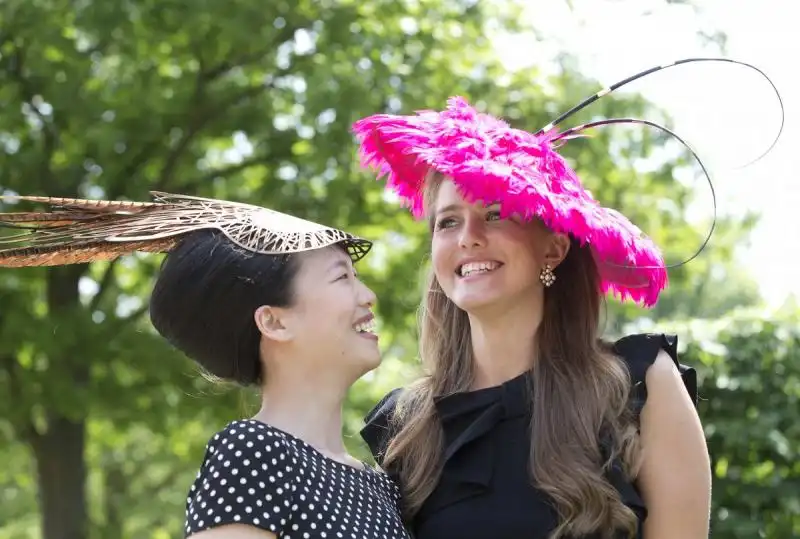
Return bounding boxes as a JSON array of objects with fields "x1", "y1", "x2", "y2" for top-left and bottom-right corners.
[
  {"x1": 8, "y1": 43, "x2": 59, "y2": 189},
  {"x1": 152, "y1": 126, "x2": 203, "y2": 192},
  {"x1": 107, "y1": 140, "x2": 165, "y2": 200},
  {"x1": 199, "y1": 154, "x2": 274, "y2": 184},
  {"x1": 112, "y1": 304, "x2": 150, "y2": 332},
  {"x1": 110, "y1": 19, "x2": 299, "y2": 197},
  {"x1": 88, "y1": 260, "x2": 119, "y2": 311},
  {"x1": 167, "y1": 153, "x2": 275, "y2": 194},
  {"x1": 149, "y1": 22, "x2": 300, "y2": 194},
  {"x1": 197, "y1": 23, "x2": 297, "y2": 83},
  {"x1": 199, "y1": 47, "x2": 280, "y2": 82},
  {"x1": 106, "y1": 68, "x2": 211, "y2": 199},
  {"x1": 151, "y1": 82, "x2": 277, "y2": 192},
  {"x1": 111, "y1": 23, "x2": 298, "y2": 196}
]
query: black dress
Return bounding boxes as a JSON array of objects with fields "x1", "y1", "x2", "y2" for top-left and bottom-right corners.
[
  {"x1": 185, "y1": 419, "x2": 410, "y2": 539},
  {"x1": 361, "y1": 333, "x2": 698, "y2": 539}
]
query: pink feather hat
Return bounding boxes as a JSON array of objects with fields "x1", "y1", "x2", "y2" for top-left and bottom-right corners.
[{"x1": 352, "y1": 58, "x2": 783, "y2": 308}]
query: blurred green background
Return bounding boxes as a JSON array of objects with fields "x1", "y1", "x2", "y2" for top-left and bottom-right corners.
[{"x1": 0, "y1": 0, "x2": 797, "y2": 537}]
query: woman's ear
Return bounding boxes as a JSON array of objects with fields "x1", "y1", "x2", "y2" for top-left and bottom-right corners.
[
  {"x1": 543, "y1": 232, "x2": 571, "y2": 269},
  {"x1": 254, "y1": 305, "x2": 293, "y2": 342}
]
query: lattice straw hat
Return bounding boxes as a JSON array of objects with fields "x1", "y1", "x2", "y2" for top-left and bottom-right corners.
[{"x1": 0, "y1": 192, "x2": 372, "y2": 267}]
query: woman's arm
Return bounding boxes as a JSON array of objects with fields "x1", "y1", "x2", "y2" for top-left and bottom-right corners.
[
  {"x1": 637, "y1": 350, "x2": 712, "y2": 539},
  {"x1": 190, "y1": 524, "x2": 277, "y2": 538}
]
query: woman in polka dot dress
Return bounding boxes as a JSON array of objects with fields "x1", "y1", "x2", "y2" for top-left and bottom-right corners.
[
  {"x1": 144, "y1": 217, "x2": 410, "y2": 537},
  {"x1": 0, "y1": 193, "x2": 409, "y2": 539}
]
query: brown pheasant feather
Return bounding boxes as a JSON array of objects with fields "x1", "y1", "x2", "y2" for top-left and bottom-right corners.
[
  {"x1": 0, "y1": 192, "x2": 371, "y2": 267},
  {"x1": 0, "y1": 195, "x2": 162, "y2": 229}
]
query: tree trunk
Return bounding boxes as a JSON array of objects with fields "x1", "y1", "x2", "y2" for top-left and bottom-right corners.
[
  {"x1": 31, "y1": 265, "x2": 90, "y2": 539},
  {"x1": 31, "y1": 416, "x2": 88, "y2": 539}
]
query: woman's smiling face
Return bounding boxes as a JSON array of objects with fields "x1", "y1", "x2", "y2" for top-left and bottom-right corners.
[{"x1": 429, "y1": 178, "x2": 568, "y2": 315}]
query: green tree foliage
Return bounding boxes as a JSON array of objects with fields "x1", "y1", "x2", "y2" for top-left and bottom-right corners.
[
  {"x1": 0, "y1": 0, "x2": 786, "y2": 538},
  {"x1": 643, "y1": 309, "x2": 800, "y2": 539}
]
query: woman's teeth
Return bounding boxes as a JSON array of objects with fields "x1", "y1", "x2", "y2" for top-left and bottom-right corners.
[
  {"x1": 354, "y1": 319, "x2": 376, "y2": 334},
  {"x1": 459, "y1": 261, "x2": 500, "y2": 277}
]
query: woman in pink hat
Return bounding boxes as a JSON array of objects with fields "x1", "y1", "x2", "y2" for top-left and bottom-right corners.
[{"x1": 351, "y1": 58, "x2": 780, "y2": 539}]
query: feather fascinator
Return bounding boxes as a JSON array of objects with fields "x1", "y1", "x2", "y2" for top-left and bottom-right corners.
[
  {"x1": 353, "y1": 58, "x2": 783, "y2": 307},
  {"x1": 0, "y1": 192, "x2": 372, "y2": 267}
]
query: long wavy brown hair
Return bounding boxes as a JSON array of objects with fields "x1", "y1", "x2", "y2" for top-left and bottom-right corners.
[{"x1": 382, "y1": 175, "x2": 643, "y2": 539}]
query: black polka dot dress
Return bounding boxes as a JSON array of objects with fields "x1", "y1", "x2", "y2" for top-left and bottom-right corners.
[{"x1": 185, "y1": 419, "x2": 410, "y2": 539}]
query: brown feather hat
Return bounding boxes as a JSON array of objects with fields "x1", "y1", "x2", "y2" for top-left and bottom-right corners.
[{"x1": 0, "y1": 191, "x2": 372, "y2": 267}]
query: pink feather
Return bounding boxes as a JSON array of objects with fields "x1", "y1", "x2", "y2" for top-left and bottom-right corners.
[{"x1": 352, "y1": 97, "x2": 667, "y2": 307}]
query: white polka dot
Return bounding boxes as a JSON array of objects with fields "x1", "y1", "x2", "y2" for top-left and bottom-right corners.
[{"x1": 183, "y1": 420, "x2": 407, "y2": 538}]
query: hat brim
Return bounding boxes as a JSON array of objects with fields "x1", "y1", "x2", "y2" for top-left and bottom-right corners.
[
  {"x1": 353, "y1": 99, "x2": 666, "y2": 307},
  {"x1": 0, "y1": 193, "x2": 372, "y2": 266}
]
